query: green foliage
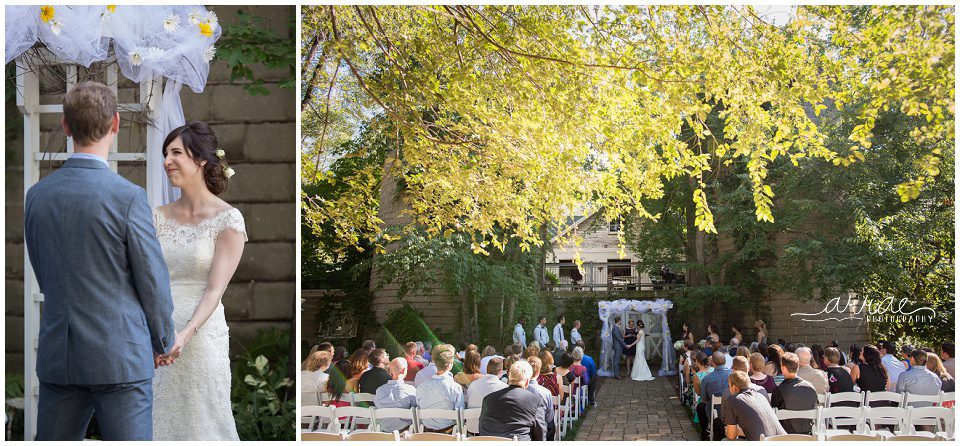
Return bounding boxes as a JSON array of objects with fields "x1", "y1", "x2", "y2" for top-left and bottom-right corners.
[
  {"x1": 5, "y1": 373, "x2": 24, "y2": 441},
  {"x1": 217, "y1": 10, "x2": 296, "y2": 95},
  {"x1": 381, "y1": 303, "x2": 445, "y2": 358},
  {"x1": 231, "y1": 328, "x2": 296, "y2": 441}
]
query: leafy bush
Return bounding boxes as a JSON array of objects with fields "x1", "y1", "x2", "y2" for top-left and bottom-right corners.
[
  {"x1": 5, "y1": 374, "x2": 24, "y2": 441},
  {"x1": 231, "y1": 328, "x2": 296, "y2": 441}
]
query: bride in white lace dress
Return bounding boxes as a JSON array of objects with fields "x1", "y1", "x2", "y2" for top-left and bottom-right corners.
[
  {"x1": 630, "y1": 320, "x2": 655, "y2": 381},
  {"x1": 152, "y1": 122, "x2": 245, "y2": 440}
]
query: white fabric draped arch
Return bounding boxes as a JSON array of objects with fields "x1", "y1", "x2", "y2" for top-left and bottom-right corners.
[
  {"x1": 6, "y1": 4, "x2": 223, "y2": 205},
  {"x1": 597, "y1": 299, "x2": 678, "y2": 377}
]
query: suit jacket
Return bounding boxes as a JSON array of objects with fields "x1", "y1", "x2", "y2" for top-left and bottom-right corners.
[
  {"x1": 25, "y1": 157, "x2": 175, "y2": 385},
  {"x1": 612, "y1": 325, "x2": 626, "y2": 351},
  {"x1": 358, "y1": 367, "x2": 391, "y2": 395},
  {"x1": 479, "y1": 385, "x2": 546, "y2": 441}
]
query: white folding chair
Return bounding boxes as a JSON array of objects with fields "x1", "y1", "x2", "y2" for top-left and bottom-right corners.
[
  {"x1": 761, "y1": 433, "x2": 817, "y2": 441},
  {"x1": 571, "y1": 377, "x2": 582, "y2": 420},
  {"x1": 302, "y1": 405, "x2": 338, "y2": 433},
  {"x1": 939, "y1": 392, "x2": 955, "y2": 406},
  {"x1": 334, "y1": 406, "x2": 376, "y2": 433},
  {"x1": 348, "y1": 393, "x2": 376, "y2": 428},
  {"x1": 463, "y1": 435, "x2": 515, "y2": 441},
  {"x1": 827, "y1": 392, "x2": 864, "y2": 407},
  {"x1": 707, "y1": 395, "x2": 722, "y2": 441},
  {"x1": 817, "y1": 393, "x2": 827, "y2": 406},
  {"x1": 560, "y1": 385, "x2": 574, "y2": 433},
  {"x1": 346, "y1": 431, "x2": 397, "y2": 441},
  {"x1": 862, "y1": 406, "x2": 908, "y2": 438},
  {"x1": 887, "y1": 434, "x2": 946, "y2": 441},
  {"x1": 372, "y1": 407, "x2": 416, "y2": 434},
  {"x1": 405, "y1": 432, "x2": 459, "y2": 441},
  {"x1": 905, "y1": 406, "x2": 954, "y2": 440},
  {"x1": 826, "y1": 433, "x2": 880, "y2": 440},
  {"x1": 865, "y1": 390, "x2": 903, "y2": 407},
  {"x1": 818, "y1": 406, "x2": 865, "y2": 437},
  {"x1": 302, "y1": 390, "x2": 321, "y2": 406},
  {"x1": 903, "y1": 392, "x2": 941, "y2": 408},
  {"x1": 776, "y1": 409, "x2": 819, "y2": 436},
  {"x1": 461, "y1": 407, "x2": 482, "y2": 436},
  {"x1": 551, "y1": 395, "x2": 562, "y2": 441},
  {"x1": 415, "y1": 408, "x2": 461, "y2": 435},
  {"x1": 302, "y1": 431, "x2": 346, "y2": 441}
]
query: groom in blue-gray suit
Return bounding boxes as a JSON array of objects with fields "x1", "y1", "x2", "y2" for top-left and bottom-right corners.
[
  {"x1": 24, "y1": 81, "x2": 176, "y2": 440},
  {"x1": 611, "y1": 317, "x2": 627, "y2": 379}
]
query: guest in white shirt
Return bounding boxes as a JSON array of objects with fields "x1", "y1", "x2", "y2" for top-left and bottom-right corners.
[
  {"x1": 570, "y1": 320, "x2": 582, "y2": 345},
  {"x1": 513, "y1": 317, "x2": 527, "y2": 346},
  {"x1": 416, "y1": 345, "x2": 464, "y2": 432},
  {"x1": 374, "y1": 358, "x2": 418, "y2": 433},
  {"x1": 465, "y1": 358, "x2": 508, "y2": 433},
  {"x1": 534, "y1": 316, "x2": 550, "y2": 348},
  {"x1": 479, "y1": 346, "x2": 503, "y2": 376},
  {"x1": 301, "y1": 351, "x2": 332, "y2": 394},
  {"x1": 880, "y1": 341, "x2": 908, "y2": 390}
]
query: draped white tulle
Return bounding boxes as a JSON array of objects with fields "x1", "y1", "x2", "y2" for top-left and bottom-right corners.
[
  {"x1": 598, "y1": 299, "x2": 677, "y2": 377},
  {"x1": 152, "y1": 207, "x2": 246, "y2": 441},
  {"x1": 5, "y1": 5, "x2": 221, "y2": 207}
]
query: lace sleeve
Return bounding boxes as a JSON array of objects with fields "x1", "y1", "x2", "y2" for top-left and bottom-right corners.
[{"x1": 219, "y1": 208, "x2": 248, "y2": 242}]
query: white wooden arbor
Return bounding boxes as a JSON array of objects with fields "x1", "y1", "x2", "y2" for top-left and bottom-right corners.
[{"x1": 16, "y1": 50, "x2": 166, "y2": 440}]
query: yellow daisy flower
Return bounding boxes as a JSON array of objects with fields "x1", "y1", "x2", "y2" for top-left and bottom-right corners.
[
  {"x1": 106, "y1": 5, "x2": 116, "y2": 13},
  {"x1": 198, "y1": 22, "x2": 213, "y2": 37},
  {"x1": 40, "y1": 5, "x2": 55, "y2": 23}
]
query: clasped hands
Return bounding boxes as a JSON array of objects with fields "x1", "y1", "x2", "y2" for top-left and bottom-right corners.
[{"x1": 153, "y1": 323, "x2": 197, "y2": 368}]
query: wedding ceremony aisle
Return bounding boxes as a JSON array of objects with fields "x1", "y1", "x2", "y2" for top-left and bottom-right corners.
[{"x1": 575, "y1": 377, "x2": 698, "y2": 441}]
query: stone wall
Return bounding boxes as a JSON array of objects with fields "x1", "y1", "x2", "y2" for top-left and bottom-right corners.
[{"x1": 4, "y1": 5, "x2": 296, "y2": 374}]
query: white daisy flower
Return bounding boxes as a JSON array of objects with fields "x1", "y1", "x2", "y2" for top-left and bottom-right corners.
[
  {"x1": 129, "y1": 49, "x2": 144, "y2": 66},
  {"x1": 224, "y1": 167, "x2": 235, "y2": 178},
  {"x1": 163, "y1": 15, "x2": 180, "y2": 33},
  {"x1": 49, "y1": 19, "x2": 63, "y2": 36},
  {"x1": 215, "y1": 149, "x2": 225, "y2": 158},
  {"x1": 203, "y1": 45, "x2": 216, "y2": 63},
  {"x1": 188, "y1": 8, "x2": 202, "y2": 25},
  {"x1": 203, "y1": 10, "x2": 218, "y2": 28},
  {"x1": 144, "y1": 47, "x2": 165, "y2": 60}
]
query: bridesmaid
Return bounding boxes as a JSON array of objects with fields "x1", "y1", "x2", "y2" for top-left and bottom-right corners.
[{"x1": 623, "y1": 320, "x2": 638, "y2": 375}]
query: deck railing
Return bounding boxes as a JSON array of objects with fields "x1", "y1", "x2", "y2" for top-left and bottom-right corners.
[{"x1": 543, "y1": 262, "x2": 685, "y2": 291}]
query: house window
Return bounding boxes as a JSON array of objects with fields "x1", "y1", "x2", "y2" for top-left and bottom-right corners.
[
  {"x1": 607, "y1": 259, "x2": 631, "y2": 278},
  {"x1": 558, "y1": 259, "x2": 583, "y2": 283},
  {"x1": 608, "y1": 221, "x2": 621, "y2": 233}
]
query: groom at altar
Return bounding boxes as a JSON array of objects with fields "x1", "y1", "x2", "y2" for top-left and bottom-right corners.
[{"x1": 24, "y1": 81, "x2": 177, "y2": 440}]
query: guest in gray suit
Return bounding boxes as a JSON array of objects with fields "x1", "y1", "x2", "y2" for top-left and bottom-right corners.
[
  {"x1": 611, "y1": 317, "x2": 627, "y2": 379},
  {"x1": 24, "y1": 81, "x2": 176, "y2": 440}
]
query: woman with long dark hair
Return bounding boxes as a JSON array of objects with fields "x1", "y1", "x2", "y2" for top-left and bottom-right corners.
[
  {"x1": 851, "y1": 345, "x2": 889, "y2": 401},
  {"x1": 764, "y1": 344, "x2": 784, "y2": 377},
  {"x1": 706, "y1": 324, "x2": 720, "y2": 343},
  {"x1": 810, "y1": 344, "x2": 827, "y2": 370},
  {"x1": 848, "y1": 344, "x2": 863, "y2": 367}
]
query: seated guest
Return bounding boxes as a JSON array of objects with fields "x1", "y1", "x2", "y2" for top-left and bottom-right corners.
[
  {"x1": 554, "y1": 340, "x2": 569, "y2": 359},
  {"x1": 723, "y1": 371, "x2": 787, "y2": 441},
  {"x1": 691, "y1": 351, "x2": 713, "y2": 398},
  {"x1": 536, "y1": 350, "x2": 562, "y2": 399},
  {"x1": 479, "y1": 361, "x2": 547, "y2": 441},
  {"x1": 359, "y1": 348, "x2": 391, "y2": 395},
  {"x1": 720, "y1": 345, "x2": 734, "y2": 369},
  {"x1": 850, "y1": 345, "x2": 889, "y2": 398},
  {"x1": 771, "y1": 352, "x2": 818, "y2": 434},
  {"x1": 725, "y1": 356, "x2": 768, "y2": 399},
  {"x1": 824, "y1": 347, "x2": 854, "y2": 395},
  {"x1": 455, "y1": 350, "x2": 484, "y2": 388},
  {"x1": 810, "y1": 344, "x2": 828, "y2": 370},
  {"x1": 569, "y1": 348, "x2": 590, "y2": 394},
  {"x1": 302, "y1": 351, "x2": 332, "y2": 394},
  {"x1": 880, "y1": 340, "x2": 908, "y2": 390},
  {"x1": 796, "y1": 347, "x2": 828, "y2": 394},
  {"x1": 523, "y1": 344, "x2": 540, "y2": 360},
  {"x1": 333, "y1": 346, "x2": 349, "y2": 372},
  {"x1": 403, "y1": 342, "x2": 424, "y2": 379},
  {"x1": 926, "y1": 354, "x2": 955, "y2": 393},
  {"x1": 414, "y1": 341, "x2": 427, "y2": 364},
  {"x1": 421, "y1": 341, "x2": 432, "y2": 362},
  {"x1": 374, "y1": 358, "x2": 418, "y2": 433},
  {"x1": 345, "y1": 348, "x2": 370, "y2": 392},
  {"x1": 900, "y1": 345, "x2": 916, "y2": 370},
  {"x1": 848, "y1": 344, "x2": 863, "y2": 368},
  {"x1": 696, "y1": 352, "x2": 732, "y2": 440},
  {"x1": 736, "y1": 346, "x2": 750, "y2": 359},
  {"x1": 897, "y1": 349, "x2": 942, "y2": 407},
  {"x1": 465, "y1": 358, "x2": 508, "y2": 434},
  {"x1": 576, "y1": 341, "x2": 598, "y2": 406},
  {"x1": 324, "y1": 362, "x2": 353, "y2": 409},
  {"x1": 479, "y1": 345, "x2": 503, "y2": 376},
  {"x1": 302, "y1": 341, "x2": 334, "y2": 371},
  {"x1": 749, "y1": 353, "x2": 776, "y2": 393},
  {"x1": 941, "y1": 343, "x2": 955, "y2": 378},
  {"x1": 526, "y1": 356, "x2": 556, "y2": 441},
  {"x1": 416, "y1": 344, "x2": 464, "y2": 433},
  {"x1": 764, "y1": 345, "x2": 784, "y2": 377},
  {"x1": 362, "y1": 339, "x2": 377, "y2": 351},
  {"x1": 501, "y1": 356, "x2": 516, "y2": 384},
  {"x1": 828, "y1": 340, "x2": 847, "y2": 366}
]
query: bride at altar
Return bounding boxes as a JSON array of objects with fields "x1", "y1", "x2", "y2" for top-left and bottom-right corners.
[{"x1": 630, "y1": 320, "x2": 655, "y2": 381}]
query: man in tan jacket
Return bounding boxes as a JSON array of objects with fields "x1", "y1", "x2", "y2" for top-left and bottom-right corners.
[{"x1": 796, "y1": 347, "x2": 829, "y2": 394}]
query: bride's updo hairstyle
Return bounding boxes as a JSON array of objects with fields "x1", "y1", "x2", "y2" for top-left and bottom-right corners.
[{"x1": 162, "y1": 121, "x2": 229, "y2": 195}]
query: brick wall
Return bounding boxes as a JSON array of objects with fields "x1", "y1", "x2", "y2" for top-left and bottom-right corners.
[{"x1": 4, "y1": 5, "x2": 296, "y2": 373}]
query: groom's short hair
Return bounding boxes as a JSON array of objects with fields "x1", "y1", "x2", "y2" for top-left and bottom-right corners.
[{"x1": 63, "y1": 81, "x2": 117, "y2": 146}]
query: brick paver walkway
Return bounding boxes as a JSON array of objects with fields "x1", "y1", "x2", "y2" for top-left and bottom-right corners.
[{"x1": 574, "y1": 375, "x2": 699, "y2": 441}]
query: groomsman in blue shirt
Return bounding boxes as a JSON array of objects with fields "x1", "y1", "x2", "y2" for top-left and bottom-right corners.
[
  {"x1": 534, "y1": 316, "x2": 550, "y2": 348},
  {"x1": 513, "y1": 317, "x2": 527, "y2": 346},
  {"x1": 553, "y1": 316, "x2": 566, "y2": 348}
]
